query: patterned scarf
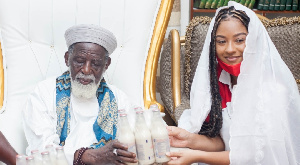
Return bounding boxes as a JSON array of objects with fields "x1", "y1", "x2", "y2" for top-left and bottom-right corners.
[{"x1": 56, "y1": 71, "x2": 118, "y2": 149}]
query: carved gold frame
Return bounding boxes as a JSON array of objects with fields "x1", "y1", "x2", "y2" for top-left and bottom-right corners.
[{"x1": 143, "y1": 0, "x2": 174, "y2": 111}]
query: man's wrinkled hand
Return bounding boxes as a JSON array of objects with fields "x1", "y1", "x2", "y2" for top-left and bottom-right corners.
[{"x1": 87, "y1": 140, "x2": 138, "y2": 165}]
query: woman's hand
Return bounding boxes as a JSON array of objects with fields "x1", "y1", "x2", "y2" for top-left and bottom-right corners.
[
  {"x1": 167, "y1": 126, "x2": 192, "y2": 148},
  {"x1": 168, "y1": 126, "x2": 225, "y2": 152},
  {"x1": 165, "y1": 149, "x2": 202, "y2": 165},
  {"x1": 165, "y1": 149, "x2": 230, "y2": 165}
]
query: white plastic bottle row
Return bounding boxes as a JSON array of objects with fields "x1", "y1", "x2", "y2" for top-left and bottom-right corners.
[
  {"x1": 117, "y1": 105, "x2": 170, "y2": 165},
  {"x1": 16, "y1": 145, "x2": 68, "y2": 165}
]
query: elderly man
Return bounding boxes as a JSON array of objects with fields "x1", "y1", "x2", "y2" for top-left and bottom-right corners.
[
  {"x1": 0, "y1": 131, "x2": 17, "y2": 165},
  {"x1": 23, "y1": 24, "x2": 137, "y2": 164}
]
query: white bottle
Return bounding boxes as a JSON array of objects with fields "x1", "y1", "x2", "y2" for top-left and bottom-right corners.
[
  {"x1": 31, "y1": 150, "x2": 42, "y2": 165},
  {"x1": 45, "y1": 144, "x2": 56, "y2": 164},
  {"x1": 25, "y1": 156, "x2": 35, "y2": 165},
  {"x1": 135, "y1": 111, "x2": 155, "y2": 165},
  {"x1": 55, "y1": 146, "x2": 68, "y2": 165},
  {"x1": 41, "y1": 151, "x2": 52, "y2": 165},
  {"x1": 118, "y1": 109, "x2": 125, "y2": 121},
  {"x1": 118, "y1": 113, "x2": 138, "y2": 165},
  {"x1": 116, "y1": 109, "x2": 126, "y2": 139},
  {"x1": 134, "y1": 107, "x2": 143, "y2": 112},
  {"x1": 150, "y1": 105, "x2": 170, "y2": 163},
  {"x1": 16, "y1": 154, "x2": 26, "y2": 165}
]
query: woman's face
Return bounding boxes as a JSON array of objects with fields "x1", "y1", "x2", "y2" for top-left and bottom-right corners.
[{"x1": 215, "y1": 18, "x2": 248, "y2": 65}]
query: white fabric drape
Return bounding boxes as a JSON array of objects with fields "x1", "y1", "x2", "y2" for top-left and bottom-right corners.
[{"x1": 178, "y1": 2, "x2": 300, "y2": 164}]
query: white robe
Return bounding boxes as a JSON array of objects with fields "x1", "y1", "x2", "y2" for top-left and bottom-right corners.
[{"x1": 22, "y1": 76, "x2": 137, "y2": 164}]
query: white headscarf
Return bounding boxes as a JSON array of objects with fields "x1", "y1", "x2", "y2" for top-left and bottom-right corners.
[{"x1": 178, "y1": 2, "x2": 300, "y2": 164}]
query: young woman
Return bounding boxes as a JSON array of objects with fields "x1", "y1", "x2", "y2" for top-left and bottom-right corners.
[{"x1": 166, "y1": 2, "x2": 300, "y2": 165}]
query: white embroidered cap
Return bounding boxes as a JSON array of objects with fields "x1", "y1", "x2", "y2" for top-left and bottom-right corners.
[{"x1": 64, "y1": 24, "x2": 117, "y2": 55}]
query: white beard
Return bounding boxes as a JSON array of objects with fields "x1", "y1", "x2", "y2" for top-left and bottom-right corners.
[{"x1": 70, "y1": 71, "x2": 102, "y2": 99}]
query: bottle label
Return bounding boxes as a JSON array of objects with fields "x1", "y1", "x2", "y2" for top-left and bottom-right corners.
[
  {"x1": 153, "y1": 138, "x2": 170, "y2": 158},
  {"x1": 136, "y1": 139, "x2": 154, "y2": 162},
  {"x1": 127, "y1": 142, "x2": 137, "y2": 154}
]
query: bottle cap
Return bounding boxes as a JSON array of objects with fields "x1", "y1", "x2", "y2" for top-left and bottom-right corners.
[
  {"x1": 56, "y1": 146, "x2": 64, "y2": 150},
  {"x1": 26, "y1": 156, "x2": 34, "y2": 161},
  {"x1": 118, "y1": 109, "x2": 125, "y2": 113},
  {"x1": 31, "y1": 150, "x2": 39, "y2": 154},
  {"x1": 135, "y1": 110, "x2": 144, "y2": 114},
  {"x1": 41, "y1": 151, "x2": 50, "y2": 155},
  {"x1": 134, "y1": 107, "x2": 143, "y2": 111},
  {"x1": 150, "y1": 104, "x2": 159, "y2": 109},
  {"x1": 16, "y1": 154, "x2": 25, "y2": 159},
  {"x1": 45, "y1": 144, "x2": 53, "y2": 148},
  {"x1": 119, "y1": 113, "x2": 127, "y2": 117}
]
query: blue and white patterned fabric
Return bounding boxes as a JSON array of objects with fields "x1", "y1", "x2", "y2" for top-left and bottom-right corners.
[{"x1": 56, "y1": 71, "x2": 118, "y2": 149}]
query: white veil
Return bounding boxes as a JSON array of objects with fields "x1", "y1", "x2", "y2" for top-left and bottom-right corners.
[{"x1": 178, "y1": 2, "x2": 300, "y2": 164}]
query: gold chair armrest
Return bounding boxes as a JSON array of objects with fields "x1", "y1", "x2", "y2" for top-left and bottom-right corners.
[{"x1": 170, "y1": 29, "x2": 182, "y2": 109}]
